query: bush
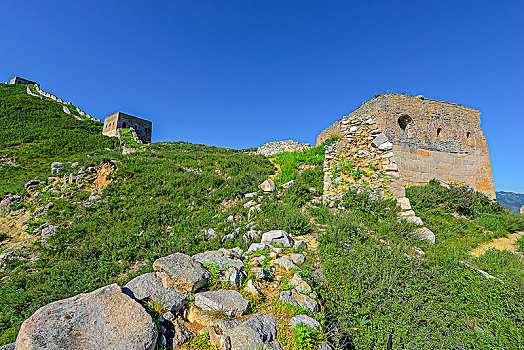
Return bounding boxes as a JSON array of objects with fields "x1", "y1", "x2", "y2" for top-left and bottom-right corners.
[{"x1": 256, "y1": 202, "x2": 311, "y2": 235}]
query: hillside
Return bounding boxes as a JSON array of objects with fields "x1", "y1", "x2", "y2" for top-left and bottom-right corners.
[
  {"x1": 497, "y1": 191, "x2": 524, "y2": 214},
  {"x1": 1, "y1": 82, "x2": 524, "y2": 349}
]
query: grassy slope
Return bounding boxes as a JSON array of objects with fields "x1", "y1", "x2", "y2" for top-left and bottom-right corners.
[
  {"x1": 0, "y1": 84, "x2": 118, "y2": 195},
  {"x1": 317, "y1": 185, "x2": 524, "y2": 349}
]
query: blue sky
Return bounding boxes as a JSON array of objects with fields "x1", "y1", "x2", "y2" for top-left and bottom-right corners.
[{"x1": 1, "y1": 1, "x2": 523, "y2": 192}]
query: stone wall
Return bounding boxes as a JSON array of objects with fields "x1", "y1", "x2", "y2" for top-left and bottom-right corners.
[
  {"x1": 103, "y1": 112, "x2": 152, "y2": 143},
  {"x1": 318, "y1": 94, "x2": 495, "y2": 199},
  {"x1": 257, "y1": 141, "x2": 311, "y2": 156}
]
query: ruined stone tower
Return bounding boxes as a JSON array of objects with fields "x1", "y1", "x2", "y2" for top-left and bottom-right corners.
[
  {"x1": 318, "y1": 93, "x2": 495, "y2": 202},
  {"x1": 102, "y1": 112, "x2": 152, "y2": 143}
]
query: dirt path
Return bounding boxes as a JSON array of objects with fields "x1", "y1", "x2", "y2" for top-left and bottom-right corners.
[{"x1": 470, "y1": 231, "x2": 524, "y2": 257}]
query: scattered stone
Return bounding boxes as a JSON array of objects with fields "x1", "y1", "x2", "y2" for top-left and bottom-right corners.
[
  {"x1": 289, "y1": 273, "x2": 312, "y2": 294},
  {"x1": 15, "y1": 284, "x2": 157, "y2": 350},
  {"x1": 199, "y1": 326, "x2": 231, "y2": 350},
  {"x1": 203, "y1": 228, "x2": 217, "y2": 240},
  {"x1": 243, "y1": 200, "x2": 255, "y2": 208},
  {"x1": 242, "y1": 314, "x2": 278, "y2": 343},
  {"x1": 251, "y1": 267, "x2": 270, "y2": 279},
  {"x1": 244, "y1": 279, "x2": 264, "y2": 298},
  {"x1": 402, "y1": 215, "x2": 423, "y2": 225},
  {"x1": 248, "y1": 255, "x2": 266, "y2": 266},
  {"x1": 279, "y1": 290, "x2": 319, "y2": 313},
  {"x1": 71, "y1": 162, "x2": 79, "y2": 168},
  {"x1": 245, "y1": 192, "x2": 257, "y2": 198},
  {"x1": 227, "y1": 215, "x2": 234, "y2": 222},
  {"x1": 194, "y1": 290, "x2": 249, "y2": 317},
  {"x1": 24, "y1": 179, "x2": 44, "y2": 190},
  {"x1": 51, "y1": 162, "x2": 63, "y2": 175},
  {"x1": 290, "y1": 253, "x2": 306, "y2": 265},
  {"x1": 290, "y1": 314, "x2": 321, "y2": 329},
  {"x1": 243, "y1": 230, "x2": 262, "y2": 243},
  {"x1": 172, "y1": 319, "x2": 191, "y2": 346},
  {"x1": 224, "y1": 266, "x2": 246, "y2": 288},
  {"x1": 258, "y1": 179, "x2": 276, "y2": 192},
  {"x1": 261, "y1": 230, "x2": 294, "y2": 247},
  {"x1": 281, "y1": 180, "x2": 294, "y2": 188},
  {"x1": 246, "y1": 243, "x2": 271, "y2": 255},
  {"x1": 272, "y1": 256, "x2": 298, "y2": 271},
  {"x1": 41, "y1": 225, "x2": 56, "y2": 242},
  {"x1": 153, "y1": 253, "x2": 211, "y2": 293},
  {"x1": 293, "y1": 240, "x2": 307, "y2": 250},
  {"x1": 318, "y1": 342, "x2": 334, "y2": 350},
  {"x1": 163, "y1": 311, "x2": 175, "y2": 321},
  {"x1": 412, "y1": 227, "x2": 435, "y2": 244},
  {"x1": 378, "y1": 142, "x2": 393, "y2": 151},
  {"x1": 248, "y1": 204, "x2": 262, "y2": 219},
  {"x1": 0, "y1": 344, "x2": 15, "y2": 350}
]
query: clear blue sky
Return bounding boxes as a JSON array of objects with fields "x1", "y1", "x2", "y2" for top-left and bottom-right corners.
[{"x1": 1, "y1": 1, "x2": 523, "y2": 192}]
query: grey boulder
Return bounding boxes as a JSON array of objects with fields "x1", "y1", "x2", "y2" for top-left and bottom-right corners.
[
  {"x1": 15, "y1": 284, "x2": 157, "y2": 350},
  {"x1": 194, "y1": 289, "x2": 249, "y2": 317},
  {"x1": 261, "y1": 230, "x2": 294, "y2": 248},
  {"x1": 153, "y1": 252, "x2": 211, "y2": 293},
  {"x1": 290, "y1": 314, "x2": 321, "y2": 329},
  {"x1": 279, "y1": 290, "x2": 319, "y2": 313}
]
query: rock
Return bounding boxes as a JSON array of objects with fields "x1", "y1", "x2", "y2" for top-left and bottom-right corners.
[
  {"x1": 281, "y1": 180, "x2": 294, "y2": 189},
  {"x1": 15, "y1": 284, "x2": 157, "y2": 350},
  {"x1": 396, "y1": 197, "x2": 412, "y2": 211},
  {"x1": 41, "y1": 225, "x2": 56, "y2": 242},
  {"x1": 153, "y1": 253, "x2": 211, "y2": 293},
  {"x1": 293, "y1": 240, "x2": 307, "y2": 250},
  {"x1": 272, "y1": 256, "x2": 298, "y2": 271},
  {"x1": 378, "y1": 141, "x2": 393, "y2": 151},
  {"x1": 248, "y1": 255, "x2": 266, "y2": 266},
  {"x1": 257, "y1": 140, "x2": 311, "y2": 156},
  {"x1": 260, "y1": 230, "x2": 294, "y2": 248},
  {"x1": 227, "y1": 215, "x2": 234, "y2": 222},
  {"x1": 372, "y1": 133, "x2": 388, "y2": 147},
  {"x1": 258, "y1": 179, "x2": 276, "y2": 192},
  {"x1": 195, "y1": 289, "x2": 249, "y2": 317},
  {"x1": 242, "y1": 314, "x2": 278, "y2": 343},
  {"x1": 224, "y1": 325, "x2": 264, "y2": 350},
  {"x1": 151, "y1": 287, "x2": 189, "y2": 313},
  {"x1": 243, "y1": 230, "x2": 262, "y2": 243},
  {"x1": 318, "y1": 343, "x2": 334, "y2": 350},
  {"x1": 279, "y1": 290, "x2": 319, "y2": 313},
  {"x1": 248, "y1": 204, "x2": 262, "y2": 219},
  {"x1": 266, "y1": 341, "x2": 283, "y2": 350},
  {"x1": 402, "y1": 216, "x2": 424, "y2": 225},
  {"x1": 0, "y1": 344, "x2": 15, "y2": 350},
  {"x1": 51, "y1": 162, "x2": 63, "y2": 175},
  {"x1": 290, "y1": 314, "x2": 321, "y2": 329},
  {"x1": 0, "y1": 196, "x2": 21, "y2": 215},
  {"x1": 163, "y1": 311, "x2": 175, "y2": 321},
  {"x1": 71, "y1": 162, "x2": 79, "y2": 168},
  {"x1": 123, "y1": 272, "x2": 161, "y2": 300},
  {"x1": 199, "y1": 326, "x2": 231, "y2": 350},
  {"x1": 245, "y1": 192, "x2": 257, "y2": 198},
  {"x1": 224, "y1": 267, "x2": 246, "y2": 288},
  {"x1": 251, "y1": 267, "x2": 270, "y2": 279},
  {"x1": 203, "y1": 228, "x2": 217, "y2": 240},
  {"x1": 289, "y1": 273, "x2": 312, "y2": 294},
  {"x1": 243, "y1": 200, "x2": 255, "y2": 208},
  {"x1": 186, "y1": 305, "x2": 240, "y2": 330},
  {"x1": 244, "y1": 279, "x2": 264, "y2": 298},
  {"x1": 172, "y1": 319, "x2": 191, "y2": 346},
  {"x1": 413, "y1": 227, "x2": 436, "y2": 244},
  {"x1": 24, "y1": 179, "x2": 44, "y2": 190},
  {"x1": 222, "y1": 233, "x2": 236, "y2": 242},
  {"x1": 246, "y1": 243, "x2": 271, "y2": 255},
  {"x1": 289, "y1": 253, "x2": 305, "y2": 265},
  {"x1": 193, "y1": 250, "x2": 245, "y2": 271}
]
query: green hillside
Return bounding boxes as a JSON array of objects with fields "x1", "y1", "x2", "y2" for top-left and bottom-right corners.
[
  {"x1": 1, "y1": 83, "x2": 524, "y2": 349},
  {"x1": 0, "y1": 84, "x2": 119, "y2": 195},
  {"x1": 497, "y1": 191, "x2": 524, "y2": 214}
]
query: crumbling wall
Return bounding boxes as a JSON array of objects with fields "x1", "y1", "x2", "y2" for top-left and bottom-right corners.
[
  {"x1": 257, "y1": 140, "x2": 311, "y2": 156},
  {"x1": 318, "y1": 94, "x2": 496, "y2": 199}
]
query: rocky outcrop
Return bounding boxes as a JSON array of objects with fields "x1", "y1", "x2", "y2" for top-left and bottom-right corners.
[
  {"x1": 15, "y1": 284, "x2": 157, "y2": 350},
  {"x1": 257, "y1": 140, "x2": 311, "y2": 156}
]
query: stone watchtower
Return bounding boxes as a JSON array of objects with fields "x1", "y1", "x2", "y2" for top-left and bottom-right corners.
[
  {"x1": 102, "y1": 112, "x2": 152, "y2": 143},
  {"x1": 318, "y1": 94, "x2": 496, "y2": 201},
  {"x1": 10, "y1": 76, "x2": 39, "y2": 87}
]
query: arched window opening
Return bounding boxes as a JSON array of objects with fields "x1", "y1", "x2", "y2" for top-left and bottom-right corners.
[
  {"x1": 437, "y1": 128, "x2": 442, "y2": 137},
  {"x1": 466, "y1": 132, "x2": 471, "y2": 139},
  {"x1": 123, "y1": 122, "x2": 127, "y2": 128},
  {"x1": 398, "y1": 115, "x2": 412, "y2": 131}
]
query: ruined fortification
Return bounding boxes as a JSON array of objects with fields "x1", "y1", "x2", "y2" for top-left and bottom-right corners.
[
  {"x1": 318, "y1": 93, "x2": 496, "y2": 204},
  {"x1": 103, "y1": 112, "x2": 152, "y2": 143}
]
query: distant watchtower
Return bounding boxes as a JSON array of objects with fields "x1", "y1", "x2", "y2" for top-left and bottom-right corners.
[
  {"x1": 10, "y1": 76, "x2": 39, "y2": 87},
  {"x1": 102, "y1": 112, "x2": 152, "y2": 143}
]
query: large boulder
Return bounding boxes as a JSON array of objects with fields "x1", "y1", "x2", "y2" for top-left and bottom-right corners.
[
  {"x1": 15, "y1": 284, "x2": 157, "y2": 350},
  {"x1": 260, "y1": 230, "x2": 294, "y2": 247},
  {"x1": 194, "y1": 290, "x2": 249, "y2": 317},
  {"x1": 153, "y1": 252, "x2": 211, "y2": 293},
  {"x1": 123, "y1": 272, "x2": 188, "y2": 312}
]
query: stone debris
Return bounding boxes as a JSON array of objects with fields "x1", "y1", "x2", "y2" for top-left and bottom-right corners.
[
  {"x1": 194, "y1": 289, "x2": 249, "y2": 317},
  {"x1": 258, "y1": 179, "x2": 276, "y2": 192},
  {"x1": 261, "y1": 230, "x2": 294, "y2": 247},
  {"x1": 15, "y1": 284, "x2": 158, "y2": 350},
  {"x1": 153, "y1": 252, "x2": 211, "y2": 293},
  {"x1": 289, "y1": 273, "x2": 312, "y2": 294},
  {"x1": 412, "y1": 226, "x2": 435, "y2": 244},
  {"x1": 280, "y1": 290, "x2": 320, "y2": 313},
  {"x1": 281, "y1": 180, "x2": 294, "y2": 188},
  {"x1": 290, "y1": 314, "x2": 321, "y2": 329},
  {"x1": 256, "y1": 140, "x2": 311, "y2": 156},
  {"x1": 272, "y1": 255, "x2": 298, "y2": 271}
]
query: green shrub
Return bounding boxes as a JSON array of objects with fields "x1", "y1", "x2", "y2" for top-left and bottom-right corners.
[{"x1": 256, "y1": 202, "x2": 311, "y2": 235}]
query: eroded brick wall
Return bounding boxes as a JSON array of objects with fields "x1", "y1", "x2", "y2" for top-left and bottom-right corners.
[{"x1": 318, "y1": 94, "x2": 496, "y2": 199}]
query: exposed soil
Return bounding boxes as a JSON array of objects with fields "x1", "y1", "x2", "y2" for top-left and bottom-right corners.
[{"x1": 470, "y1": 231, "x2": 524, "y2": 257}]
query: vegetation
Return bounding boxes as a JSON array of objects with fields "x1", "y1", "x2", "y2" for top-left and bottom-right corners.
[
  {"x1": 317, "y1": 184, "x2": 524, "y2": 349},
  {"x1": 0, "y1": 84, "x2": 118, "y2": 195}
]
